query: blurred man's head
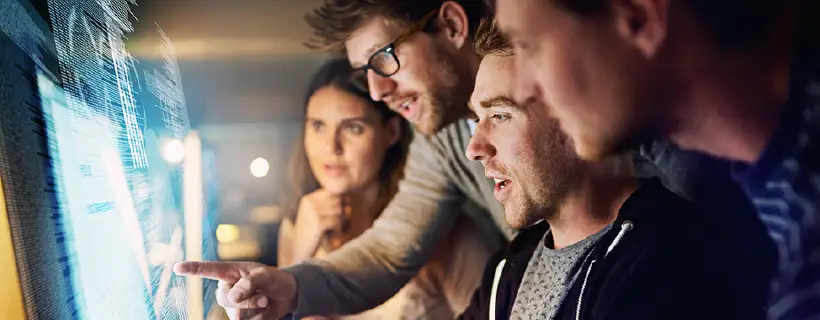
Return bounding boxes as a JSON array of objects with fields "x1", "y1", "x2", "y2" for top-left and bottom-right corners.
[
  {"x1": 307, "y1": 0, "x2": 491, "y2": 135},
  {"x1": 466, "y1": 19, "x2": 580, "y2": 229},
  {"x1": 494, "y1": 0, "x2": 796, "y2": 160}
]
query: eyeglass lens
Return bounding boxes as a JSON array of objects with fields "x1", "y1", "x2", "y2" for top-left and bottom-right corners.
[{"x1": 369, "y1": 49, "x2": 400, "y2": 77}]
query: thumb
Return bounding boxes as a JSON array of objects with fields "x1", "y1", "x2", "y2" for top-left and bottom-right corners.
[
  {"x1": 231, "y1": 268, "x2": 298, "y2": 315},
  {"x1": 229, "y1": 293, "x2": 269, "y2": 309},
  {"x1": 228, "y1": 267, "x2": 293, "y2": 303}
]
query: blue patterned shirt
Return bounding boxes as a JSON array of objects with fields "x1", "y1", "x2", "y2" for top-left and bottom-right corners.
[{"x1": 734, "y1": 72, "x2": 820, "y2": 319}]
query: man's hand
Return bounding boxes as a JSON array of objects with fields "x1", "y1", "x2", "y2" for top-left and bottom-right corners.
[{"x1": 173, "y1": 261, "x2": 298, "y2": 320}]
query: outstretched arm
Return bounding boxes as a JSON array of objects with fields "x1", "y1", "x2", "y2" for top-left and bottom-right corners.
[{"x1": 284, "y1": 135, "x2": 467, "y2": 317}]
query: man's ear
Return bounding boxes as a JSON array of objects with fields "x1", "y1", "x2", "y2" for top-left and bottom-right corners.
[
  {"x1": 437, "y1": 1, "x2": 470, "y2": 50},
  {"x1": 611, "y1": 0, "x2": 669, "y2": 58},
  {"x1": 385, "y1": 116, "x2": 402, "y2": 147}
]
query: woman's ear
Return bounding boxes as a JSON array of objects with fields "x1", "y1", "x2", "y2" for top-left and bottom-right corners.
[{"x1": 385, "y1": 116, "x2": 402, "y2": 147}]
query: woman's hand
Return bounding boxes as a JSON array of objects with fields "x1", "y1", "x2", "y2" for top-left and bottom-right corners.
[{"x1": 290, "y1": 189, "x2": 346, "y2": 263}]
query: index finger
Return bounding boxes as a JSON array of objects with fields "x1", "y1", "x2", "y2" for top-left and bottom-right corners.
[{"x1": 173, "y1": 261, "x2": 241, "y2": 283}]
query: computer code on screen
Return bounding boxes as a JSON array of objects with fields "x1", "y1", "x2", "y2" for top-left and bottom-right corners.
[
  {"x1": 0, "y1": 1, "x2": 77, "y2": 319},
  {"x1": 0, "y1": 0, "x2": 216, "y2": 319}
]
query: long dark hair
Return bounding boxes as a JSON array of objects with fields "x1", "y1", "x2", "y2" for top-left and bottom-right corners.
[{"x1": 283, "y1": 58, "x2": 412, "y2": 220}]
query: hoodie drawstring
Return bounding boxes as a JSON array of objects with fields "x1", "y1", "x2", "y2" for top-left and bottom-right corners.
[
  {"x1": 606, "y1": 220, "x2": 634, "y2": 257},
  {"x1": 490, "y1": 259, "x2": 506, "y2": 320},
  {"x1": 576, "y1": 220, "x2": 634, "y2": 320}
]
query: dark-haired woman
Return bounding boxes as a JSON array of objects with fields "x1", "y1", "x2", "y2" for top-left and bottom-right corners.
[{"x1": 278, "y1": 59, "x2": 498, "y2": 319}]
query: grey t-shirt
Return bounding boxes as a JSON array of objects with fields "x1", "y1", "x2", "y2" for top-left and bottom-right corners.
[{"x1": 510, "y1": 224, "x2": 613, "y2": 320}]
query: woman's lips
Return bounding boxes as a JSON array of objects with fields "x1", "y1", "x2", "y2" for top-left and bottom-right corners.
[{"x1": 323, "y1": 164, "x2": 347, "y2": 177}]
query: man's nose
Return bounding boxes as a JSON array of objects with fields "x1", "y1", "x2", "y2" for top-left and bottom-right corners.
[
  {"x1": 367, "y1": 69, "x2": 397, "y2": 102},
  {"x1": 465, "y1": 126, "x2": 495, "y2": 161}
]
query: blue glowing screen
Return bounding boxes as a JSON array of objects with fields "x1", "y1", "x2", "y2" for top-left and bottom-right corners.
[{"x1": 0, "y1": 0, "x2": 217, "y2": 319}]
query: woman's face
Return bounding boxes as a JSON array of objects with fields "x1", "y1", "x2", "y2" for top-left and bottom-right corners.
[{"x1": 304, "y1": 86, "x2": 400, "y2": 195}]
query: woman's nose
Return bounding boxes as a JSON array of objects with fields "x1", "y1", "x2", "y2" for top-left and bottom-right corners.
[{"x1": 325, "y1": 129, "x2": 343, "y2": 155}]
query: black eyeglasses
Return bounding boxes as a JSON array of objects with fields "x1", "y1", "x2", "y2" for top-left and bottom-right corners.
[{"x1": 354, "y1": 10, "x2": 439, "y2": 79}]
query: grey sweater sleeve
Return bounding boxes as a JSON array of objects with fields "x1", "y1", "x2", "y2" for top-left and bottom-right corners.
[{"x1": 284, "y1": 134, "x2": 465, "y2": 317}]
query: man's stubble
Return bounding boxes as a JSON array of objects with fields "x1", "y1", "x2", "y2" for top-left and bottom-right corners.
[{"x1": 418, "y1": 45, "x2": 475, "y2": 135}]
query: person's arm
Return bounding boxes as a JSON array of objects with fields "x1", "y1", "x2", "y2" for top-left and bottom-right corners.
[
  {"x1": 440, "y1": 215, "x2": 501, "y2": 315},
  {"x1": 284, "y1": 135, "x2": 465, "y2": 317},
  {"x1": 277, "y1": 218, "x2": 297, "y2": 267},
  {"x1": 458, "y1": 251, "x2": 505, "y2": 320}
]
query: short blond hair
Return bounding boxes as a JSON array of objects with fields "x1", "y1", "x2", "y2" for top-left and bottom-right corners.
[{"x1": 474, "y1": 18, "x2": 513, "y2": 57}]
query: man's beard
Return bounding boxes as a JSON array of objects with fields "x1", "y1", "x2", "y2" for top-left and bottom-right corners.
[
  {"x1": 526, "y1": 132, "x2": 581, "y2": 226},
  {"x1": 415, "y1": 92, "x2": 446, "y2": 135},
  {"x1": 509, "y1": 199, "x2": 553, "y2": 229},
  {"x1": 416, "y1": 48, "x2": 471, "y2": 135},
  {"x1": 502, "y1": 161, "x2": 577, "y2": 229},
  {"x1": 508, "y1": 175, "x2": 575, "y2": 230}
]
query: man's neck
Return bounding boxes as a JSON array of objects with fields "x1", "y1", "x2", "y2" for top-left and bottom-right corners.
[
  {"x1": 548, "y1": 174, "x2": 638, "y2": 250},
  {"x1": 667, "y1": 53, "x2": 789, "y2": 163},
  {"x1": 666, "y1": 3, "x2": 802, "y2": 163}
]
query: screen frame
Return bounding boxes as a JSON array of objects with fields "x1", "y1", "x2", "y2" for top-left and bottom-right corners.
[{"x1": 0, "y1": 173, "x2": 27, "y2": 319}]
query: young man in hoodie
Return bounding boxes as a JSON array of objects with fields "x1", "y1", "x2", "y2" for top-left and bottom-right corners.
[
  {"x1": 493, "y1": 1, "x2": 819, "y2": 318},
  {"x1": 459, "y1": 19, "x2": 754, "y2": 320}
]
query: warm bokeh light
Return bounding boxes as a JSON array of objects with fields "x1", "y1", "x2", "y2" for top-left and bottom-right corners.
[
  {"x1": 216, "y1": 224, "x2": 240, "y2": 244},
  {"x1": 250, "y1": 157, "x2": 269, "y2": 178},
  {"x1": 163, "y1": 139, "x2": 185, "y2": 164}
]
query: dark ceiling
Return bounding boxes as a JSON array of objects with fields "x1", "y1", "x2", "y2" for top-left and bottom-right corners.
[{"x1": 129, "y1": 0, "x2": 330, "y2": 126}]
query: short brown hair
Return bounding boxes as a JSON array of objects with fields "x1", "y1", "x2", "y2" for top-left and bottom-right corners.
[
  {"x1": 305, "y1": 0, "x2": 491, "y2": 53},
  {"x1": 474, "y1": 18, "x2": 512, "y2": 57}
]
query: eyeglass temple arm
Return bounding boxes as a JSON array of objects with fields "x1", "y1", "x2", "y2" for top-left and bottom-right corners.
[{"x1": 393, "y1": 10, "x2": 438, "y2": 46}]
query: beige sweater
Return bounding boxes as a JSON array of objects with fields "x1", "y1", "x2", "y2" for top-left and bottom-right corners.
[
  {"x1": 285, "y1": 119, "x2": 512, "y2": 318},
  {"x1": 279, "y1": 214, "x2": 498, "y2": 319}
]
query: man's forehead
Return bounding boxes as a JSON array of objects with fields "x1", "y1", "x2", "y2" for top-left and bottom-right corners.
[
  {"x1": 494, "y1": 15, "x2": 520, "y2": 39},
  {"x1": 494, "y1": 0, "x2": 531, "y2": 36},
  {"x1": 345, "y1": 17, "x2": 404, "y2": 64},
  {"x1": 475, "y1": 56, "x2": 513, "y2": 94}
]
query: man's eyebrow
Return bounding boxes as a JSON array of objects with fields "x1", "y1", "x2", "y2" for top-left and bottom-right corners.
[
  {"x1": 479, "y1": 96, "x2": 520, "y2": 110},
  {"x1": 351, "y1": 43, "x2": 388, "y2": 69},
  {"x1": 364, "y1": 44, "x2": 382, "y2": 56}
]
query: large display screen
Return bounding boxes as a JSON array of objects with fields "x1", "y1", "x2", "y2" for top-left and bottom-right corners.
[{"x1": 0, "y1": 0, "x2": 217, "y2": 319}]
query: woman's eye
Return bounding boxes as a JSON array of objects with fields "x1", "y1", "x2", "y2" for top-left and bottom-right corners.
[{"x1": 310, "y1": 121, "x2": 324, "y2": 132}]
